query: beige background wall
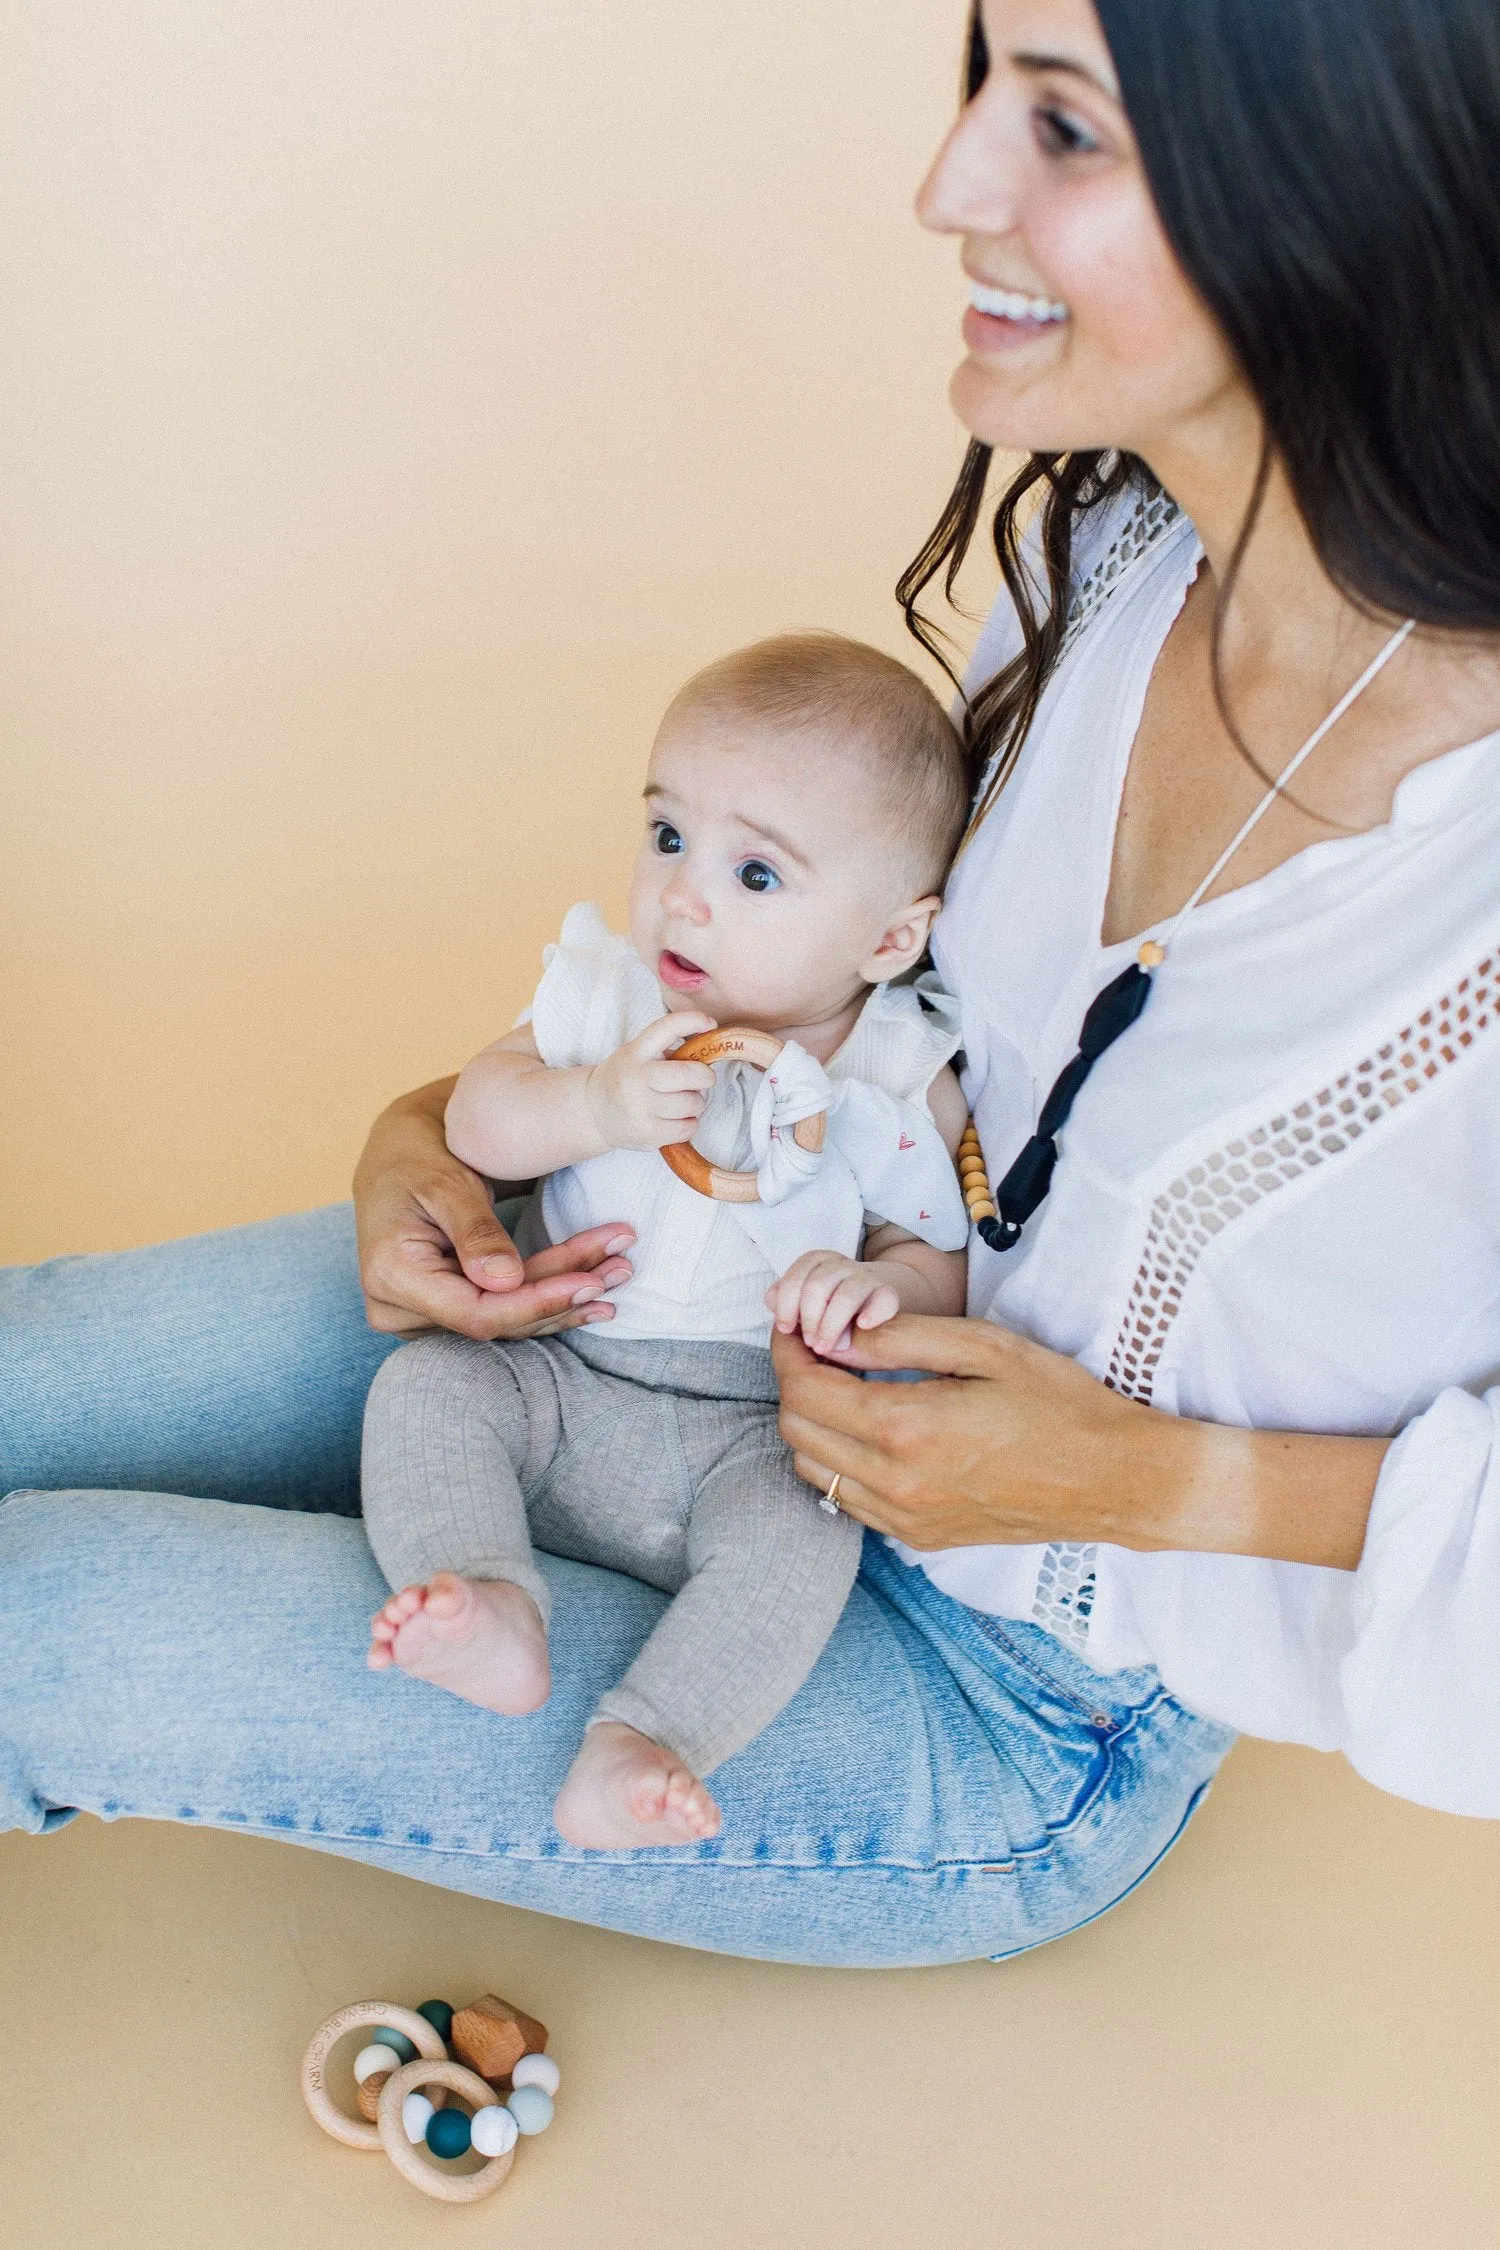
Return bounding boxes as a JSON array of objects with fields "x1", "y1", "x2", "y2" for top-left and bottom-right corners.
[{"x1": 0, "y1": 0, "x2": 982, "y2": 1262}]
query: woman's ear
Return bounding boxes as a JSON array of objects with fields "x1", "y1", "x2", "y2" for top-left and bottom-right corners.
[{"x1": 859, "y1": 894, "x2": 942, "y2": 984}]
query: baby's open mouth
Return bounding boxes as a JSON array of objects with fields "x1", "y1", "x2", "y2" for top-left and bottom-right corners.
[{"x1": 659, "y1": 948, "x2": 709, "y2": 990}]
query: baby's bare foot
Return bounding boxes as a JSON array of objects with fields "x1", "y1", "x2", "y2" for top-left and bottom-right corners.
[
  {"x1": 366, "y1": 1572, "x2": 550, "y2": 1715},
  {"x1": 552, "y1": 1720, "x2": 722, "y2": 1849}
]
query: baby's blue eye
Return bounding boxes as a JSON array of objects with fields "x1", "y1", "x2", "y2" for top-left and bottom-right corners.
[
  {"x1": 652, "y1": 820, "x2": 684, "y2": 856},
  {"x1": 736, "y1": 859, "x2": 780, "y2": 894}
]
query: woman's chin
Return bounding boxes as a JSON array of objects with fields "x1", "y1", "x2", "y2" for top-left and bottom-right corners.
[{"x1": 947, "y1": 360, "x2": 1108, "y2": 462}]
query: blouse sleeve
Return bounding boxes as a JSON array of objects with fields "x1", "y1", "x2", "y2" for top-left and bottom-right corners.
[
  {"x1": 1341, "y1": 1380, "x2": 1500, "y2": 1814},
  {"x1": 1340, "y1": 1377, "x2": 1500, "y2": 1818}
]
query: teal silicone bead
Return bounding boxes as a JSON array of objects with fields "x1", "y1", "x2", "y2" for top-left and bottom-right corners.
[
  {"x1": 373, "y1": 2026, "x2": 418, "y2": 2066},
  {"x1": 505, "y1": 2085, "x2": 554, "y2": 2136},
  {"x1": 416, "y1": 2000, "x2": 455, "y2": 2044},
  {"x1": 425, "y1": 2107, "x2": 473, "y2": 2160}
]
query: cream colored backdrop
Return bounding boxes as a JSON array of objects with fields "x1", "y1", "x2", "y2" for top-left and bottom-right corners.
[{"x1": 0, "y1": 0, "x2": 984, "y2": 1262}]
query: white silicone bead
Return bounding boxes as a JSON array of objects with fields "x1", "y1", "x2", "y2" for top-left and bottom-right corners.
[
  {"x1": 353, "y1": 2042, "x2": 402, "y2": 2084},
  {"x1": 401, "y1": 2092, "x2": 436, "y2": 2146},
  {"x1": 470, "y1": 2104, "x2": 519, "y2": 2158},
  {"x1": 510, "y1": 2052, "x2": 561, "y2": 2097},
  {"x1": 506, "y1": 2085, "x2": 554, "y2": 2135}
]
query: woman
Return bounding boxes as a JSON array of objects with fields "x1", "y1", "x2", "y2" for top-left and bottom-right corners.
[{"x1": 3, "y1": 0, "x2": 1497, "y2": 1964}]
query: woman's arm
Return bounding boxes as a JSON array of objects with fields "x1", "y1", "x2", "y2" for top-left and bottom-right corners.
[
  {"x1": 772, "y1": 1314, "x2": 1387, "y2": 1572},
  {"x1": 352, "y1": 1076, "x2": 635, "y2": 1341}
]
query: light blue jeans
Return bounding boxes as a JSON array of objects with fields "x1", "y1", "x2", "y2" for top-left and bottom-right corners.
[{"x1": 0, "y1": 1205, "x2": 1234, "y2": 1967}]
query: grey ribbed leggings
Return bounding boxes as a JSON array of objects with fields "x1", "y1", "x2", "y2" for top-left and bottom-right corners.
[{"x1": 360, "y1": 1326, "x2": 862, "y2": 1777}]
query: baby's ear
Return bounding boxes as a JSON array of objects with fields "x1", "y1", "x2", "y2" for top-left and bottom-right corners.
[{"x1": 860, "y1": 894, "x2": 942, "y2": 984}]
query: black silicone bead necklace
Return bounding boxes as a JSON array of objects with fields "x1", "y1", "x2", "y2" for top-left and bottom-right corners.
[{"x1": 970, "y1": 617, "x2": 1416, "y2": 1254}]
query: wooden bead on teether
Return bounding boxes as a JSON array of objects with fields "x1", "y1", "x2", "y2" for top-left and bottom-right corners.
[
  {"x1": 356, "y1": 2072, "x2": 391, "y2": 2122},
  {"x1": 450, "y1": 1994, "x2": 550, "y2": 2089}
]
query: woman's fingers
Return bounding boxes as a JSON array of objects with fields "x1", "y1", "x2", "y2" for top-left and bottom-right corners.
[
  {"x1": 826, "y1": 1310, "x2": 1007, "y2": 1380},
  {"x1": 522, "y1": 1223, "x2": 636, "y2": 1280}
]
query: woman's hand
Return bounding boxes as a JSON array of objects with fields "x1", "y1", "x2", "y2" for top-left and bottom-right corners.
[
  {"x1": 773, "y1": 1314, "x2": 1173, "y2": 1551},
  {"x1": 772, "y1": 1314, "x2": 1386, "y2": 1569},
  {"x1": 353, "y1": 1077, "x2": 635, "y2": 1342}
]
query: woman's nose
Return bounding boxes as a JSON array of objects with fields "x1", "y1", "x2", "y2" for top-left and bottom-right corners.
[
  {"x1": 916, "y1": 82, "x2": 1020, "y2": 238},
  {"x1": 660, "y1": 869, "x2": 710, "y2": 926}
]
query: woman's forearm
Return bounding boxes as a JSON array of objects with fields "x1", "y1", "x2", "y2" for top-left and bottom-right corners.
[
  {"x1": 1130, "y1": 1406, "x2": 1388, "y2": 1573},
  {"x1": 772, "y1": 1318, "x2": 1390, "y2": 1573},
  {"x1": 354, "y1": 1075, "x2": 535, "y2": 1203}
]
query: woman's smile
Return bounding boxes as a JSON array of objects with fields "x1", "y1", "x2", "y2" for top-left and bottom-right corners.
[{"x1": 963, "y1": 277, "x2": 1071, "y2": 353}]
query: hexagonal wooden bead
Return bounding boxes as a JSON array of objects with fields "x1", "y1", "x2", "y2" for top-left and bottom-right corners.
[
  {"x1": 449, "y1": 1994, "x2": 549, "y2": 2089},
  {"x1": 356, "y1": 2070, "x2": 391, "y2": 2122}
]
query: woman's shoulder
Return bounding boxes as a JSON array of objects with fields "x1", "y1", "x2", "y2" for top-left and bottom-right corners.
[{"x1": 964, "y1": 474, "x2": 1191, "y2": 699}]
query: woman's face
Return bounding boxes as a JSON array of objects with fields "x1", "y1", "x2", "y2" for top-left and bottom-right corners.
[{"x1": 918, "y1": 0, "x2": 1243, "y2": 463}]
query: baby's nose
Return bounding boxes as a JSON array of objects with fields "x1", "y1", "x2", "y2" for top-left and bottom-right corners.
[{"x1": 661, "y1": 871, "x2": 711, "y2": 925}]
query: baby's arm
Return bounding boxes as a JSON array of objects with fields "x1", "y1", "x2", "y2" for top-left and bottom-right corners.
[
  {"x1": 445, "y1": 1014, "x2": 716, "y2": 1180},
  {"x1": 765, "y1": 1063, "x2": 969, "y2": 1357}
]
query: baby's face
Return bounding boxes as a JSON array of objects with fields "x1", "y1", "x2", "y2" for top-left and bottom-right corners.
[{"x1": 628, "y1": 706, "x2": 925, "y2": 1033}]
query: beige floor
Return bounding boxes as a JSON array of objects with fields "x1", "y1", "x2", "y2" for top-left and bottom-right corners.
[
  {"x1": 4, "y1": 1739, "x2": 1499, "y2": 2250},
  {"x1": 5, "y1": 4, "x2": 1500, "y2": 2242},
  {"x1": 2, "y1": 1746, "x2": 1500, "y2": 2241}
]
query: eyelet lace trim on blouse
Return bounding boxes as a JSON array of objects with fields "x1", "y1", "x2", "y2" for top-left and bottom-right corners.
[
  {"x1": 1054, "y1": 485, "x2": 1182, "y2": 671},
  {"x1": 1032, "y1": 951, "x2": 1500, "y2": 1649},
  {"x1": 1029, "y1": 481, "x2": 1180, "y2": 1652}
]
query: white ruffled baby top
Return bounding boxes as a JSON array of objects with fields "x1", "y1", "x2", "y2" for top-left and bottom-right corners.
[{"x1": 524, "y1": 902, "x2": 967, "y2": 1346}]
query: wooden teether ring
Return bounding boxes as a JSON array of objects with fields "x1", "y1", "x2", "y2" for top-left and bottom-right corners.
[
  {"x1": 300, "y1": 2001, "x2": 450, "y2": 2152},
  {"x1": 377, "y1": 2058, "x2": 518, "y2": 2203},
  {"x1": 661, "y1": 1026, "x2": 827, "y2": 1203}
]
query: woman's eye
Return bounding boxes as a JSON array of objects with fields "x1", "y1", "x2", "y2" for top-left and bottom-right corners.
[
  {"x1": 1033, "y1": 103, "x2": 1100, "y2": 158},
  {"x1": 652, "y1": 821, "x2": 684, "y2": 856},
  {"x1": 736, "y1": 859, "x2": 781, "y2": 894}
]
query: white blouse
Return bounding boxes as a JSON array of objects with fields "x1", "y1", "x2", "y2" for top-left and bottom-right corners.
[{"x1": 902, "y1": 485, "x2": 1500, "y2": 1817}]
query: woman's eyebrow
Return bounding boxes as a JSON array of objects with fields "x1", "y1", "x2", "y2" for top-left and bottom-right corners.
[{"x1": 1011, "y1": 49, "x2": 1120, "y2": 101}]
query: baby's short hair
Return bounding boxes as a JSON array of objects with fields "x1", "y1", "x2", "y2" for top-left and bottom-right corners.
[{"x1": 667, "y1": 631, "x2": 969, "y2": 894}]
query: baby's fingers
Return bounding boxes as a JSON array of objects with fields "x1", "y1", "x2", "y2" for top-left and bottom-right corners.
[
  {"x1": 809, "y1": 1278, "x2": 890, "y2": 1341},
  {"x1": 628, "y1": 1012, "x2": 716, "y2": 1063},
  {"x1": 788, "y1": 1260, "x2": 851, "y2": 1344},
  {"x1": 767, "y1": 1254, "x2": 824, "y2": 1333},
  {"x1": 646, "y1": 1061, "x2": 716, "y2": 1095}
]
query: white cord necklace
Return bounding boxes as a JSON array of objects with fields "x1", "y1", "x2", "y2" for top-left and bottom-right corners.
[{"x1": 977, "y1": 614, "x2": 1418, "y2": 1251}]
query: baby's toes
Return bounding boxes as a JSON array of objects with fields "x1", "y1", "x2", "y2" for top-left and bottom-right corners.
[
  {"x1": 366, "y1": 1638, "x2": 396, "y2": 1669},
  {"x1": 421, "y1": 1571, "x2": 469, "y2": 1620}
]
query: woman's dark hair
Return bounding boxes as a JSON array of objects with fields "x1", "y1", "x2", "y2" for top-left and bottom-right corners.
[{"x1": 902, "y1": 0, "x2": 1500, "y2": 830}]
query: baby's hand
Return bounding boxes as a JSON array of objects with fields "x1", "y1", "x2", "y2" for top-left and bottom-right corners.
[
  {"x1": 585, "y1": 1013, "x2": 717, "y2": 1152},
  {"x1": 767, "y1": 1251, "x2": 902, "y2": 1358}
]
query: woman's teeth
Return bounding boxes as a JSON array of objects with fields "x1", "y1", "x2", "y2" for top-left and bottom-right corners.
[{"x1": 969, "y1": 282, "x2": 1068, "y2": 324}]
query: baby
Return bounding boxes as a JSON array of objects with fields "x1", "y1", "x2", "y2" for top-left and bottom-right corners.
[{"x1": 361, "y1": 632, "x2": 971, "y2": 1849}]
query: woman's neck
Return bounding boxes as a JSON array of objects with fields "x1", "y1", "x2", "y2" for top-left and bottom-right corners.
[{"x1": 1137, "y1": 410, "x2": 1500, "y2": 812}]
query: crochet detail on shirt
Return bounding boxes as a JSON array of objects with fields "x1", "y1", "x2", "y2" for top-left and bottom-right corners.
[
  {"x1": 1028, "y1": 478, "x2": 1180, "y2": 1647},
  {"x1": 1031, "y1": 1540, "x2": 1098, "y2": 1654},
  {"x1": 1055, "y1": 485, "x2": 1182, "y2": 671},
  {"x1": 1107, "y1": 954, "x2": 1500, "y2": 1406},
  {"x1": 1032, "y1": 949, "x2": 1500, "y2": 1650}
]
